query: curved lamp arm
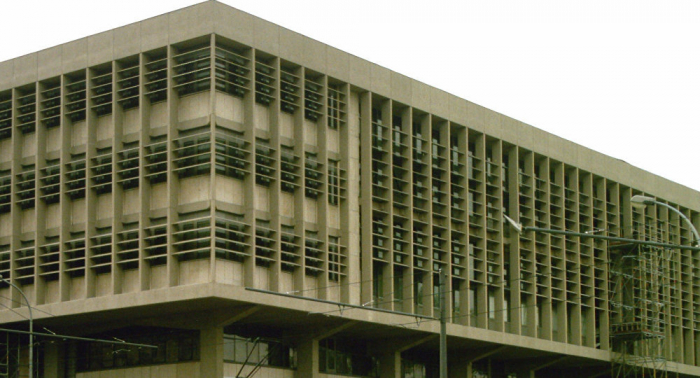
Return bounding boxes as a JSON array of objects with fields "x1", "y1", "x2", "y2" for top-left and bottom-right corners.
[{"x1": 631, "y1": 194, "x2": 700, "y2": 247}]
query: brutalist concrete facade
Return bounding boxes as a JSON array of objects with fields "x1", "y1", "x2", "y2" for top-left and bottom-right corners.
[{"x1": 1, "y1": 2, "x2": 699, "y2": 378}]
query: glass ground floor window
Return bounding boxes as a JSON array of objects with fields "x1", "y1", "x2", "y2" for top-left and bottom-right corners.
[
  {"x1": 223, "y1": 333, "x2": 296, "y2": 369},
  {"x1": 319, "y1": 338, "x2": 378, "y2": 377},
  {"x1": 401, "y1": 358, "x2": 426, "y2": 378},
  {"x1": 75, "y1": 327, "x2": 199, "y2": 372}
]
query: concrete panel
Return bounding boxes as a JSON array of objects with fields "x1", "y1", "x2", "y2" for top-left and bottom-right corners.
[
  {"x1": 168, "y1": 1, "x2": 215, "y2": 45},
  {"x1": 515, "y1": 120, "x2": 534, "y2": 150},
  {"x1": 150, "y1": 101, "x2": 169, "y2": 128},
  {"x1": 0, "y1": 139, "x2": 10, "y2": 163},
  {"x1": 637, "y1": 169, "x2": 662, "y2": 195},
  {"x1": 151, "y1": 182, "x2": 168, "y2": 210},
  {"x1": 96, "y1": 193, "x2": 113, "y2": 220},
  {"x1": 326, "y1": 46, "x2": 350, "y2": 82},
  {"x1": 70, "y1": 276, "x2": 86, "y2": 301},
  {"x1": 348, "y1": 55, "x2": 371, "y2": 90},
  {"x1": 178, "y1": 92, "x2": 210, "y2": 122},
  {"x1": 614, "y1": 162, "x2": 635, "y2": 188},
  {"x1": 71, "y1": 198, "x2": 86, "y2": 224},
  {"x1": 279, "y1": 27, "x2": 305, "y2": 64},
  {"x1": 0, "y1": 214, "x2": 8, "y2": 238},
  {"x1": 370, "y1": 64, "x2": 391, "y2": 97},
  {"x1": 88, "y1": 31, "x2": 114, "y2": 67},
  {"x1": 500, "y1": 115, "x2": 521, "y2": 146},
  {"x1": 575, "y1": 145, "x2": 606, "y2": 174},
  {"x1": 327, "y1": 127, "x2": 339, "y2": 153},
  {"x1": 279, "y1": 112, "x2": 294, "y2": 139},
  {"x1": 20, "y1": 209, "x2": 35, "y2": 233},
  {"x1": 483, "y1": 107, "x2": 501, "y2": 138},
  {"x1": 545, "y1": 133, "x2": 573, "y2": 162},
  {"x1": 410, "y1": 80, "x2": 431, "y2": 113},
  {"x1": 448, "y1": 95, "x2": 468, "y2": 126},
  {"x1": 122, "y1": 269, "x2": 139, "y2": 293},
  {"x1": 46, "y1": 126, "x2": 61, "y2": 152},
  {"x1": 305, "y1": 197, "x2": 318, "y2": 223},
  {"x1": 213, "y1": 2, "x2": 254, "y2": 46},
  {"x1": 216, "y1": 259, "x2": 236, "y2": 285},
  {"x1": 123, "y1": 108, "x2": 140, "y2": 134},
  {"x1": 0, "y1": 60, "x2": 13, "y2": 90},
  {"x1": 95, "y1": 273, "x2": 112, "y2": 297},
  {"x1": 304, "y1": 118, "x2": 317, "y2": 145},
  {"x1": 20, "y1": 133, "x2": 36, "y2": 158},
  {"x1": 215, "y1": 175, "x2": 244, "y2": 206},
  {"x1": 179, "y1": 176, "x2": 211, "y2": 205},
  {"x1": 390, "y1": 72, "x2": 411, "y2": 105},
  {"x1": 123, "y1": 189, "x2": 140, "y2": 214},
  {"x1": 254, "y1": 103, "x2": 270, "y2": 131},
  {"x1": 280, "y1": 191, "x2": 294, "y2": 218},
  {"x1": 529, "y1": 126, "x2": 549, "y2": 156},
  {"x1": 253, "y1": 17, "x2": 280, "y2": 55},
  {"x1": 45, "y1": 203, "x2": 60, "y2": 230},
  {"x1": 180, "y1": 259, "x2": 210, "y2": 286},
  {"x1": 430, "y1": 88, "x2": 449, "y2": 118},
  {"x1": 37, "y1": 46, "x2": 63, "y2": 81},
  {"x1": 465, "y1": 101, "x2": 486, "y2": 132},
  {"x1": 13, "y1": 54, "x2": 38, "y2": 86},
  {"x1": 302, "y1": 36, "x2": 326, "y2": 73},
  {"x1": 71, "y1": 120, "x2": 87, "y2": 147},
  {"x1": 62, "y1": 38, "x2": 88, "y2": 74},
  {"x1": 141, "y1": 14, "x2": 170, "y2": 52},
  {"x1": 255, "y1": 185, "x2": 270, "y2": 212},
  {"x1": 150, "y1": 265, "x2": 168, "y2": 289},
  {"x1": 113, "y1": 23, "x2": 141, "y2": 59}
]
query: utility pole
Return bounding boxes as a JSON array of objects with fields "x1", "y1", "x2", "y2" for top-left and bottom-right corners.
[{"x1": 439, "y1": 268, "x2": 447, "y2": 378}]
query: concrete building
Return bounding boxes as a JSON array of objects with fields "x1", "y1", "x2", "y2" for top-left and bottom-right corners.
[{"x1": 1, "y1": 2, "x2": 699, "y2": 377}]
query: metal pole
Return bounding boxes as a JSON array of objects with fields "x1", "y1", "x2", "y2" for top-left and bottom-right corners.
[
  {"x1": 0, "y1": 274, "x2": 32, "y2": 378},
  {"x1": 439, "y1": 268, "x2": 447, "y2": 378}
]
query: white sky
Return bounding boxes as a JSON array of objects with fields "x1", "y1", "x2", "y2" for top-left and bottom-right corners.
[{"x1": 3, "y1": 0, "x2": 700, "y2": 193}]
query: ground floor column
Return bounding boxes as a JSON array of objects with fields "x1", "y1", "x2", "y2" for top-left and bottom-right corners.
[
  {"x1": 378, "y1": 350, "x2": 401, "y2": 378},
  {"x1": 296, "y1": 339, "x2": 320, "y2": 378},
  {"x1": 200, "y1": 326, "x2": 224, "y2": 378},
  {"x1": 42, "y1": 342, "x2": 64, "y2": 378},
  {"x1": 448, "y1": 357, "x2": 469, "y2": 378}
]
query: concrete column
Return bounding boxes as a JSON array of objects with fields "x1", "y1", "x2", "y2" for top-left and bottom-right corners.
[
  {"x1": 449, "y1": 357, "x2": 469, "y2": 378},
  {"x1": 378, "y1": 350, "x2": 401, "y2": 378},
  {"x1": 43, "y1": 342, "x2": 64, "y2": 378},
  {"x1": 296, "y1": 339, "x2": 319, "y2": 378},
  {"x1": 200, "y1": 326, "x2": 224, "y2": 378}
]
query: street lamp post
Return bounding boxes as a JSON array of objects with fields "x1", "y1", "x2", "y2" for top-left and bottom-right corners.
[
  {"x1": 630, "y1": 195, "x2": 700, "y2": 247},
  {"x1": 0, "y1": 274, "x2": 32, "y2": 378}
]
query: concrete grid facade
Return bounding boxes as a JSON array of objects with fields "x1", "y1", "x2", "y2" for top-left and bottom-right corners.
[{"x1": 1, "y1": 2, "x2": 700, "y2": 378}]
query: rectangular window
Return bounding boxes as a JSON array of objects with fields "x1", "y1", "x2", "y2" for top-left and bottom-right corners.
[
  {"x1": 394, "y1": 269, "x2": 404, "y2": 302},
  {"x1": 328, "y1": 160, "x2": 340, "y2": 205},
  {"x1": 373, "y1": 263, "x2": 383, "y2": 305},
  {"x1": 328, "y1": 236, "x2": 342, "y2": 282},
  {"x1": 414, "y1": 275, "x2": 424, "y2": 307}
]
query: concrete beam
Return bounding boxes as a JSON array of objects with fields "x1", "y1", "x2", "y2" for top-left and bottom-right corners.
[
  {"x1": 531, "y1": 356, "x2": 570, "y2": 372},
  {"x1": 216, "y1": 305, "x2": 261, "y2": 327},
  {"x1": 369, "y1": 334, "x2": 437, "y2": 355},
  {"x1": 296, "y1": 320, "x2": 358, "y2": 343},
  {"x1": 467, "y1": 345, "x2": 509, "y2": 362}
]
